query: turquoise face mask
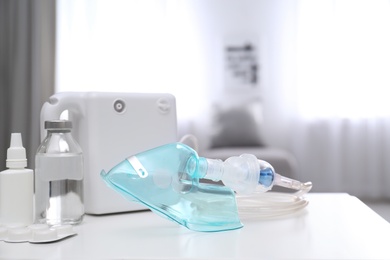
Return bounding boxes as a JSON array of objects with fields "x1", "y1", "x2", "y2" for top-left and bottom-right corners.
[
  {"x1": 100, "y1": 143, "x2": 242, "y2": 232},
  {"x1": 101, "y1": 143, "x2": 312, "y2": 232}
]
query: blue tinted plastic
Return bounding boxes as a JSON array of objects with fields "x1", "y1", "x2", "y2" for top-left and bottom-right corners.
[
  {"x1": 101, "y1": 143, "x2": 243, "y2": 232},
  {"x1": 259, "y1": 167, "x2": 275, "y2": 187}
]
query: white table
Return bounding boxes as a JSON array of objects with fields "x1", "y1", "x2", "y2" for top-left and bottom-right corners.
[{"x1": 1, "y1": 193, "x2": 390, "y2": 259}]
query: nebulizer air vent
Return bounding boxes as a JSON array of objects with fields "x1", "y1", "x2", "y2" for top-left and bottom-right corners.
[{"x1": 101, "y1": 141, "x2": 312, "y2": 232}]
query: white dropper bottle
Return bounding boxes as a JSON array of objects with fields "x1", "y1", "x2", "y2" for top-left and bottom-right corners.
[{"x1": 0, "y1": 133, "x2": 34, "y2": 226}]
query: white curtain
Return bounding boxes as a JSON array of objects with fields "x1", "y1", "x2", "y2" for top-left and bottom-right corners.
[
  {"x1": 266, "y1": 0, "x2": 390, "y2": 199},
  {"x1": 288, "y1": 118, "x2": 390, "y2": 199},
  {"x1": 56, "y1": 0, "x2": 390, "y2": 199}
]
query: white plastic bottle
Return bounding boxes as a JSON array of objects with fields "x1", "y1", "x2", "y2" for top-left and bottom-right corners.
[{"x1": 0, "y1": 133, "x2": 34, "y2": 226}]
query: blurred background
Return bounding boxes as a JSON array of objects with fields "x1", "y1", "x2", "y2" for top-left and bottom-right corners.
[{"x1": 1, "y1": 0, "x2": 390, "y2": 215}]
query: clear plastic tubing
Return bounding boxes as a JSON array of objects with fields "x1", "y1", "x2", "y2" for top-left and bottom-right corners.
[
  {"x1": 35, "y1": 120, "x2": 84, "y2": 226},
  {"x1": 196, "y1": 153, "x2": 313, "y2": 218}
]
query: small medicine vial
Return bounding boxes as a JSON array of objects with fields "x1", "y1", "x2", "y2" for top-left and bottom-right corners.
[
  {"x1": 35, "y1": 120, "x2": 84, "y2": 226},
  {"x1": 0, "y1": 133, "x2": 34, "y2": 226}
]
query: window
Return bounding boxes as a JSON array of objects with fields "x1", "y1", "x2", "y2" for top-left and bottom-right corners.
[
  {"x1": 55, "y1": 0, "x2": 207, "y2": 120},
  {"x1": 296, "y1": 0, "x2": 390, "y2": 119}
]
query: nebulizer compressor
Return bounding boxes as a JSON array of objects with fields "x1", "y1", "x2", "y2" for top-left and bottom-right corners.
[{"x1": 101, "y1": 142, "x2": 312, "y2": 232}]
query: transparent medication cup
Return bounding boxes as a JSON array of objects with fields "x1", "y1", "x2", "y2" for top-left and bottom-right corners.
[{"x1": 35, "y1": 120, "x2": 84, "y2": 226}]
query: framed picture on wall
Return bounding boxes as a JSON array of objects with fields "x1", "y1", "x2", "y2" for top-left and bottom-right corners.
[{"x1": 224, "y1": 35, "x2": 259, "y2": 91}]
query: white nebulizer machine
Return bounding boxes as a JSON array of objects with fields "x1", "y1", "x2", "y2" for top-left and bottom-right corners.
[{"x1": 40, "y1": 92, "x2": 177, "y2": 214}]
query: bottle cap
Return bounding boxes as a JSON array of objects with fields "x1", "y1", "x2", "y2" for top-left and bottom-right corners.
[
  {"x1": 6, "y1": 133, "x2": 27, "y2": 169},
  {"x1": 45, "y1": 120, "x2": 72, "y2": 130}
]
